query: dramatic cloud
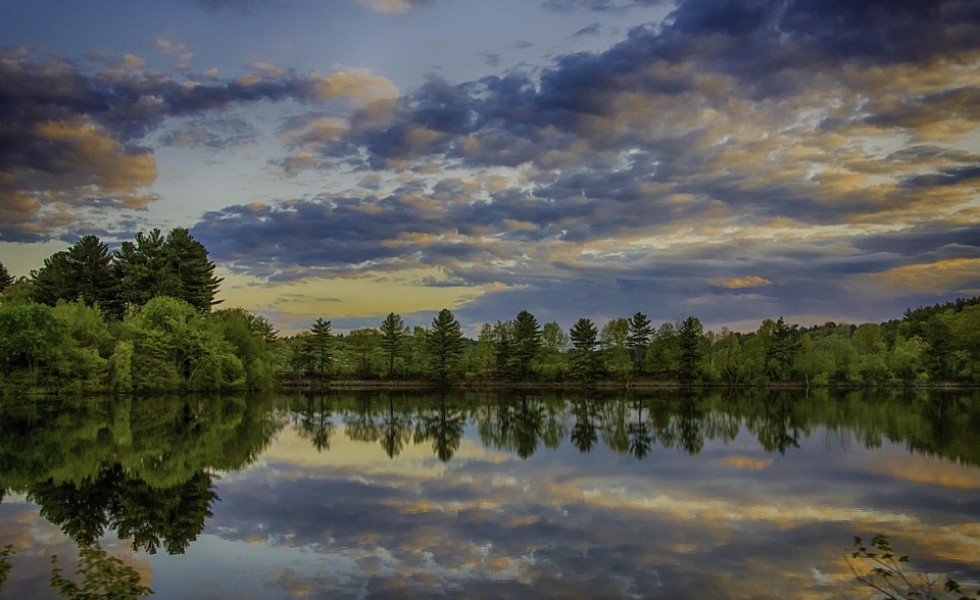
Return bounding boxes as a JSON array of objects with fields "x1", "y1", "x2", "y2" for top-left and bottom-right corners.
[
  {"x1": 4, "y1": 0, "x2": 978, "y2": 327},
  {"x1": 199, "y1": 0, "x2": 977, "y2": 325},
  {"x1": 0, "y1": 50, "x2": 395, "y2": 242}
]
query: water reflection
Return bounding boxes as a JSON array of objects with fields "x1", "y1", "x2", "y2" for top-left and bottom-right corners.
[
  {"x1": 0, "y1": 394, "x2": 281, "y2": 554},
  {"x1": 1, "y1": 389, "x2": 978, "y2": 599},
  {"x1": 282, "y1": 388, "x2": 980, "y2": 464}
]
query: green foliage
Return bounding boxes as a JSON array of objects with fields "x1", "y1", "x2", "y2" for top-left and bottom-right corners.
[
  {"x1": 339, "y1": 328, "x2": 385, "y2": 378},
  {"x1": 306, "y1": 318, "x2": 334, "y2": 380},
  {"x1": 0, "y1": 261, "x2": 13, "y2": 293},
  {"x1": 162, "y1": 228, "x2": 222, "y2": 311},
  {"x1": 114, "y1": 228, "x2": 172, "y2": 308},
  {"x1": 50, "y1": 542, "x2": 153, "y2": 599},
  {"x1": 0, "y1": 302, "x2": 65, "y2": 385},
  {"x1": 110, "y1": 340, "x2": 135, "y2": 393},
  {"x1": 646, "y1": 322, "x2": 680, "y2": 380},
  {"x1": 511, "y1": 310, "x2": 542, "y2": 381},
  {"x1": 31, "y1": 236, "x2": 124, "y2": 318},
  {"x1": 849, "y1": 534, "x2": 978, "y2": 600},
  {"x1": 627, "y1": 311, "x2": 653, "y2": 373},
  {"x1": 122, "y1": 296, "x2": 244, "y2": 392},
  {"x1": 0, "y1": 544, "x2": 13, "y2": 590},
  {"x1": 3, "y1": 227, "x2": 978, "y2": 390},
  {"x1": 536, "y1": 321, "x2": 570, "y2": 380},
  {"x1": 211, "y1": 307, "x2": 278, "y2": 389},
  {"x1": 426, "y1": 309, "x2": 464, "y2": 381},
  {"x1": 114, "y1": 228, "x2": 222, "y2": 312},
  {"x1": 1, "y1": 394, "x2": 281, "y2": 554},
  {"x1": 0, "y1": 279, "x2": 37, "y2": 306},
  {"x1": 47, "y1": 301, "x2": 114, "y2": 392},
  {"x1": 569, "y1": 318, "x2": 600, "y2": 381},
  {"x1": 678, "y1": 316, "x2": 703, "y2": 384},
  {"x1": 380, "y1": 312, "x2": 406, "y2": 377},
  {"x1": 600, "y1": 317, "x2": 632, "y2": 382}
]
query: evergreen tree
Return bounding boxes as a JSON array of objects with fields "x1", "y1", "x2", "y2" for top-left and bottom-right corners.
[
  {"x1": 115, "y1": 228, "x2": 172, "y2": 309},
  {"x1": 426, "y1": 308, "x2": 464, "y2": 381},
  {"x1": 678, "y1": 316, "x2": 703, "y2": 384},
  {"x1": 165, "y1": 229, "x2": 222, "y2": 311},
  {"x1": 306, "y1": 318, "x2": 334, "y2": 380},
  {"x1": 627, "y1": 311, "x2": 653, "y2": 373},
  {"x1": 569, "y1": 318, "x2": 600, "y2": 381},
  {"x1": 510, "y1": 310, "x2": 542, "y2": 380},
  {"x1": 0, "y1": 261, "x2": 13, "y2": 293},
  {"x1": 491, "y1": 320, "x2": 514, "y2": 379},
  {"x1": 380, "y1": 312, "x2": 406, "y2": 377},
  {"x1": 31, "y1": 235, "x2": 123, "y2": 318}
]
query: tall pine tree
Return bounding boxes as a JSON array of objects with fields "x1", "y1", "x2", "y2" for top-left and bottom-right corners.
[
  {"x1": 380, "y1": 312, "x2": 406, "y2": 378},
  {"x1": 426, "y1": 308, "x2": 464, "y2": 381},
  {"x1": 0, "y1": 261, "x2": 13, "y2": 293},
  {"x1": 31, "y1": 235, "x2": 123, "y2": 318},
  {"x1": 510, "y1": 310, "x2": 542, "y2": 380},
  {"x1": 165, "y1": 229, "x2": 222, "y2": 311},
  {"x1": 569, "y1": 318, "x2": 600, "y2": 381},
  {"x1": 627, "y1": 311, "x2": 653, "y2": 374},
  {"x1": 678, "y1": 316, "x2": 703, "y2": 384}
]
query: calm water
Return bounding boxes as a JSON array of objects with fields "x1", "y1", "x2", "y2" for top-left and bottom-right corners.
[{"x1": 1, "y1": 390, "x2": 978, "y2": 599}]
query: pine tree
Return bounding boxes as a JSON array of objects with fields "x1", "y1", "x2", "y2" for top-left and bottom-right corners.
[
  {"x1": 31, "y1": 236, "x2": 123, "y2": 318},
  {"x1": 379, "y1": 312, "x2": 406, "y2": 378},
  {"x1": 426, "y1": 308, "x2": 464, "y2": 381},
  {"x1": 115, "y1": 228, "x2": 173, "y2": 309},
  {"x1": 307, "y1": 318, "x2": 333, "y2": 380},
  {"x1": 165, "y1": 229, "x2": 222, "y2": 311},
  {"x1": 569, "y1": 318, "x2": 599, "y2": 381},
  {"x1": 678, "y1": 316, "x2": 703, "y2": 384},
  {"x1": 115, "y1": 228, "x2": 222, "y2": 311},
  {"x1": 510, "y1": 310, "x2": 542, "y2": 380},
  {"x1": 0, "y1": 261, "x2": 13, "y2": 293},
  {"x1": 627, "y1": 311, "x2": 653, "y2": 373}
]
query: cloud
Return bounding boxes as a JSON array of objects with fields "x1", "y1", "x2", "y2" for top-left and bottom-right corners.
[
  {"x1": 572, "y1": 22, "x2": 604, "y2": 37},
  {"x1": 712, "y1": 276, "x2": 773, "y2": 289},
  {"x1": 157, "y1": 116, "x2": 259, "y2": 149},
  {"x1": 313, "y1": 69, "x2": 399, "y2": 102},
  {"x1": 0, "y1": 50, "x2": 396, "y2": 242},
  {"x1": 357, "y1": 0, "x2": 434, "y2": 14},
  {"x1": 155, "y1": 38, "x2": 194, "y2": 70},
  {"x1": 868, "y1": 258, "x2": 980, "y2": 294}
]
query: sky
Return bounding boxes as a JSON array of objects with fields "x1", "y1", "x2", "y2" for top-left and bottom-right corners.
[{"x1": 1, "y1": 0, "x2": 978, "y2": 335}]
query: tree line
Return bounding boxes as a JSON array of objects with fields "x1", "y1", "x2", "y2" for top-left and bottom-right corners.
[
  {"x1": 1, "y1": 233, "x2": 978, "y2": 394},
  {"x1": 284, "y1": 300, "x2": 979, "y2": 387}
]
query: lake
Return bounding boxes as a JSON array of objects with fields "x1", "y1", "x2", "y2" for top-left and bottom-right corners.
[{"x1": 1, "y1": 389, "x2": 978, "y2": 599}]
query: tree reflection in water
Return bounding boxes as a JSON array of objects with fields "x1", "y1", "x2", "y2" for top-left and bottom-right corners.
[
  {"x1": 282, "y1": 388, "x2": 980, "y2": 466},
  {"x1": 0, "y1": 387, "x2": 977, "y2": 598}
]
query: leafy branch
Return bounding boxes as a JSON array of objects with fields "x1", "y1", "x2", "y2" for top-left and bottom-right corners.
[
  {"x1": 848, "y1": 534, "x2": 978, "y2": 600},
  {"x1": 50, "y1": 542, "x2": 153, "y2": 599}
]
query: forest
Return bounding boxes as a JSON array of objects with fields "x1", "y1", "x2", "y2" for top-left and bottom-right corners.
[{"x1": 1, "y1": 231, "x2": 978, "y2": 395}]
